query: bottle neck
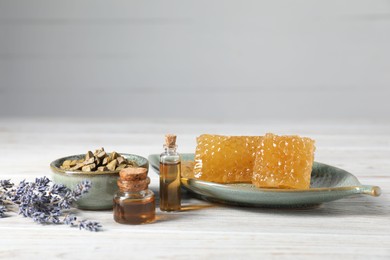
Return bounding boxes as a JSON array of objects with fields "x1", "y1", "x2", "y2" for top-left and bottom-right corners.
[
  {"x1": 117, "y1": 189, "x2": 151, "y2": 199},
  {"x1": 164, "y1": 144, "x2": 178, "y2": 155},
  {"x1": 118, "y1": 189, "x2": 145, "y2": 195}
]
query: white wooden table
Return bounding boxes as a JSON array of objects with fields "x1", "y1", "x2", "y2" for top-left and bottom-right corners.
[{"x1": 0, "y1": 119, "x2": 389, "y2": 259}]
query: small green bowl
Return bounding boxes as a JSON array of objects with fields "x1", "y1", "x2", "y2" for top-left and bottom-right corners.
[{"x1": 50, "y1": 153, "x2": 149, "y2": 210}]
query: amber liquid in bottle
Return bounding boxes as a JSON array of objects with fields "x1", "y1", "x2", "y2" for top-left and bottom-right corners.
[
  {"x1": 113, "y1": 167, "x2": 155, "y2": 225},
  {"x1": 159, "y1": 161, "x2": 181, "y2": 211},
  {"x1": 113, "y1": 191, "x2": 155, "y2": 225}
]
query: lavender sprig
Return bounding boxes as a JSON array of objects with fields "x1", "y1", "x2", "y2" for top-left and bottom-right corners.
[
  {"x1": 64, "y1": 214, "x2": 102, "y2": 232},
  {"x1": 64, "y1": 214, "x2": 77, "y2": 226},
  {"x1": 78, "y1": 219, "x2": 102, "y2": 232},
  {"x1": 0, "y1": 205, "x2": 6, "y2": 217},
  {"x1": 0, "y1": 179, "x2": 13, "y2": 190},
  {"x1": 0, "y1": 177, "x2": 101, "y2": 231},
  {"x1": 0, "y1": 179, "x2": 14, "y2": 217}
]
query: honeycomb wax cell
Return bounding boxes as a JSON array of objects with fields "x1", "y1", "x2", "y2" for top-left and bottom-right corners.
[
  {"x1": 193, "y1": 134, "x2": 261, "y2": 183},
  {"x1": 252, "y1": 133, "x2": 315, "y2": 189}
]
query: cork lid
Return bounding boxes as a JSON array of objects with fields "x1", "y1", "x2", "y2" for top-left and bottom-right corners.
[
  {"x1": 165, "y1": 134, "x2": 177, "y2": 148},
  {"x1": 119, "y1": 167, "x2": 148, "y2": 181},
  {"x1": 118, "y1": 167, "x2": 149, "y2": 192}
]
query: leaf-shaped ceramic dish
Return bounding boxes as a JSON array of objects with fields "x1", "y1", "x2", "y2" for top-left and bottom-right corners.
[{"x1": 148, "y1": 154, "x2": 381, "y2": 207}]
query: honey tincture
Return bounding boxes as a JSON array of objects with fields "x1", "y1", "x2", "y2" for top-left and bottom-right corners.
[
  {"x1": 159, "y1": 134, "x2": 181, "y2": 211},
  {"x1": 113, "y1": 167, "x2": 156, "y2": 224}
]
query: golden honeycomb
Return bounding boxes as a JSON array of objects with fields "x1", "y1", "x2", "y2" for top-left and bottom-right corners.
[
  {"x1": 252, "y1": 133, "x2": 315, "y2": 189},
  {"x1": 193, "y1": 134, "x2": 261, "y2": 183},
  {"x1": 181, "y1": 160, "x2": 195, "y2": 179}
]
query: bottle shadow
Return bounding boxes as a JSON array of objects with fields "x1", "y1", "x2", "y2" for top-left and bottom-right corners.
[
  {"x1": 152, "y1": 203, "x2": 215, "y2": 223},
  {"x1": 150, "y1": 187, "x2": 216, "y2": 223}
]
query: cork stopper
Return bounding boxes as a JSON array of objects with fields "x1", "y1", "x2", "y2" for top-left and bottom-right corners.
[
  {"x1": 118, "y1": 167, "x2": 149, "y2": 192},
  {"x1": 165, "y1": 134, "x2": 177, "y2": 148},
  {"x1": 119, "y1": 167, "x2": 148, "y2": 181},
  {"x1": 117, "y1": 177, "x2": 150, "y2": 192}
]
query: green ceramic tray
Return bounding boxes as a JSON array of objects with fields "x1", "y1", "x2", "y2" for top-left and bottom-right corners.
[{"x1": 148, "y1": 153, "x2": 381, "y2": 207}]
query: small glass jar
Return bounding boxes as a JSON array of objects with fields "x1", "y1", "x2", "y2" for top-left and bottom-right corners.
[{"x1": 113, "y1": 168, "x2": 155, "y2": 225}]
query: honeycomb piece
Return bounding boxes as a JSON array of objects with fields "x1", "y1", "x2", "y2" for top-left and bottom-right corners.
[
  {"x1": 193, "y1": 134, "x2": 261, "y2": 183},
  {"x1": 181, "y1": 161, "x2": 195, "y2": 179},
  {"x1": 252, "y1": 133, "x2": 315, "y2": 189}
]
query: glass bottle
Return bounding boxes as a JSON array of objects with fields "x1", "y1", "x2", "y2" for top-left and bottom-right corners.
[
  {"x1": 113, "y1": 167, "x2": 155, "y2": 224},
  {"x1": 159, "y1": 134, "x2": 181, "y2": 211}
]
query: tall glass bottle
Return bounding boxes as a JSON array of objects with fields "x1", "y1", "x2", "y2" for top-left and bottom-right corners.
[{"x1": 159, "y1": 134, "x2": 181, "y2": 211}]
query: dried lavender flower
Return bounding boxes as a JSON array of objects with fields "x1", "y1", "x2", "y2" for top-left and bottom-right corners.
[
  {"x1": 0, "y1": 179, "x2": 13, "y2": 190},
  {"x1": 0, "y1": 176, "x2": 101, "y2": 232},
  {"x1": 0, "y1": 179, "x2": 14, "y2": 217},
  {"x1": 64, "y1": 214, "x2": 77, "y2": 226},
  {"x1": 64, "y1": 214, "x2": 102, "y2": 232},
  {"x1": 72, "y1": 180, "x2": 92, "y2": 201},
  {"x1": 78, "y1": 219, "x2": 102, "y2": 232},
  {"x1": 0, "y1": 205, "x2": 6, "y2": 217}
]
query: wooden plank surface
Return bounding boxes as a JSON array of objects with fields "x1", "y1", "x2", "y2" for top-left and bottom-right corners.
[{"x1": 0, "y1": 119, "x2": 389, "y2": 259}]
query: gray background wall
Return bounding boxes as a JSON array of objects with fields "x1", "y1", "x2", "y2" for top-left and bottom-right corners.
[{"x1": 0, "y1": 0, "x2": 389, "y2": 121}]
